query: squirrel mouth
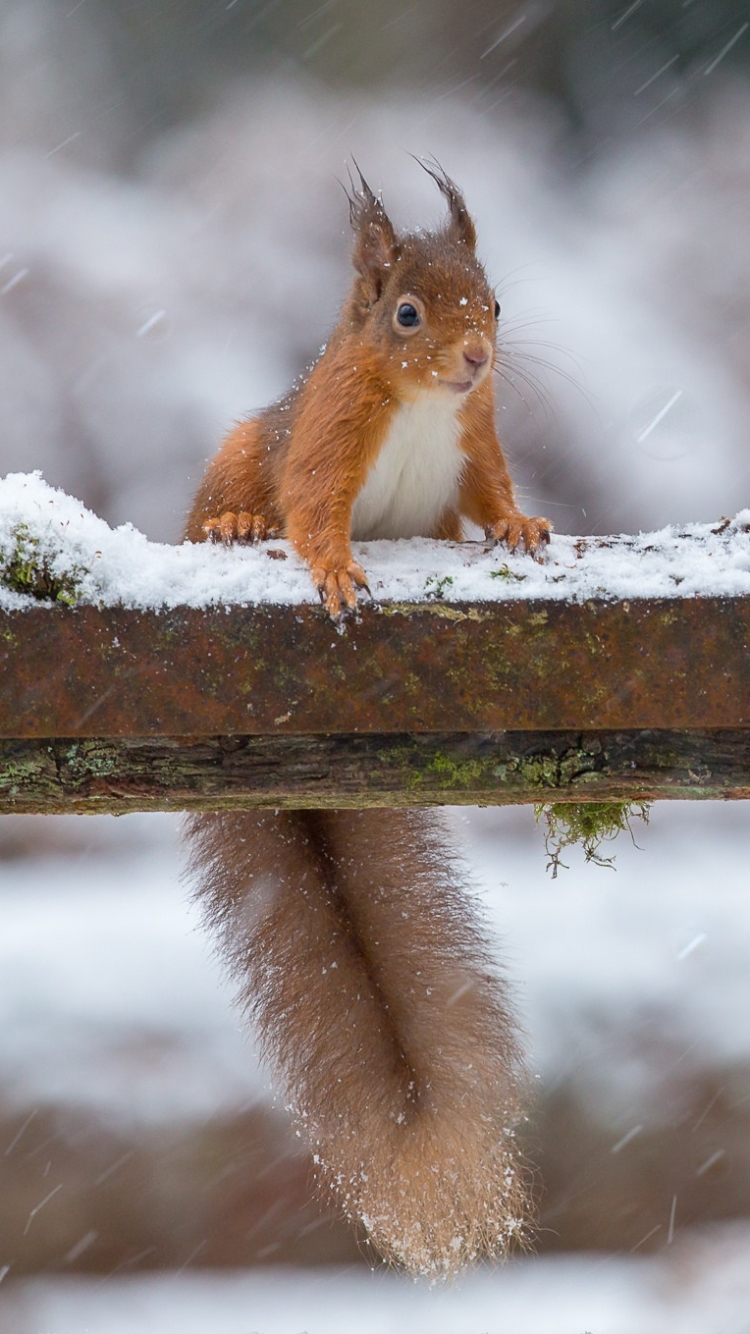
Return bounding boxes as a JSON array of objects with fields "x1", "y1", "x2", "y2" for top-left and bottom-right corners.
[{"x1": 441, "y1": 378, "x2": 474, "y2": 394}]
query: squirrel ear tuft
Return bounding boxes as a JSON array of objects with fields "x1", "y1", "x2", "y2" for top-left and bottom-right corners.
[
  {"x1": 417, "y1": 158, "x2": 477, "y2": 250},
  {"x1": 345, "y1": 164, "x2": 398, "y2": 300}
]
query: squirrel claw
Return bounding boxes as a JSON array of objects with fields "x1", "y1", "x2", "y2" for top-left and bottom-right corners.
[
  {"x1": 203, "y1": 512, "x2": 277, "y2": 545},
  {"x1": 486, "y1": 515, "x2": 551, "y2": 557},
  {"x1": 313, "y1": 560, "x2": 369, "y2": 621}
]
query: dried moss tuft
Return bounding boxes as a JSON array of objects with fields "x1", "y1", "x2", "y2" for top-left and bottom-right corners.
[{"x1": 535, "y1": 800, "x2": 651, "y2": 878}]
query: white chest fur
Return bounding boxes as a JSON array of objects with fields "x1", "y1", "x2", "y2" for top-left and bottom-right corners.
[{"x1": 350, "y1": 393, "x2": 465, "y2": 541}]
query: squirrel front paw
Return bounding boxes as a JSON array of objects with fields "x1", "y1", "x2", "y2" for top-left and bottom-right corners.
[
  {"x1": 486, "y1": 514, "x2": 551, "y2": 557},
  {"x1": 312, "y1": 559, "x2": 370, "y2": 620},
  {"x1": 203, "y1": 511, "x2": 279, "y2": 544}
]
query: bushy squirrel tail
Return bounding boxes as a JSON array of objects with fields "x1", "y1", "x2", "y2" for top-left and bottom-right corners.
[{"x1": 186, "y1": 807, "x2": 532, "y2": 1278}]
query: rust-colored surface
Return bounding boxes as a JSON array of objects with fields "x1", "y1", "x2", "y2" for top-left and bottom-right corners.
[{"x1": 1, "y1": 597, "x2": 749, "y2": 739}]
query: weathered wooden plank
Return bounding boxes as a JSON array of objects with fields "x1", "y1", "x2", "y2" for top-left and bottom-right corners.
[
  {"x1": 2, "y1": 597, "x2": 750, "y2": 739},
  {"x1": 2, "y1": 730, "x2": 750, "y2": 813}
]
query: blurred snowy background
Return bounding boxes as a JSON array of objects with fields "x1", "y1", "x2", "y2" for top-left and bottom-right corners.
[{"x1": 2, "y1": 0, "x2": 750, "y2": 1328}]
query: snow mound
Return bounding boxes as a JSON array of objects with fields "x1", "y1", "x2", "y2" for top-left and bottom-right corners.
[{"x1": 2, "y1": 470, "x2": 750, "y2": 611}]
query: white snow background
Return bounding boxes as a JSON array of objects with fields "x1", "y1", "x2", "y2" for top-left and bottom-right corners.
[
  {"x1": 2, "y1": 27, "x2": 750, "y2": 1332},
  {"x1": 1, "y1": 74, "x2": 750, "y2": 544},
  {"x1": 2, "y1": 805, "x2": 750, "y2": 1152},
  {"x1": 2, "y1": 805, "x2": 750, "y2": 1330},
  {"x1": 4, "y1": 1225, "x2": 750, "y2": 1334}
]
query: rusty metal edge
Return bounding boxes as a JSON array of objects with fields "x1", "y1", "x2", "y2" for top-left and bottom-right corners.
[{"x1": 2, "y1": 596, "x2": 750, "y2": 738}]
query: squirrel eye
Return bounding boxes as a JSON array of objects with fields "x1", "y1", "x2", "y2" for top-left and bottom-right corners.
[
  {"x1": 494, "y1": 299, "x2": 501, "y2": 319},
  {"x1": 396, "y1": 302, "x2": 421, "y2": 329}
]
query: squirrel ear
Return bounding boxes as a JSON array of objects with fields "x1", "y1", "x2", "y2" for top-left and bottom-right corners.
[
  {"x1": 417, "y1": 158, "x2": 477, "y2": 250},
  {"x1": 346, "y1": 165, "x2": 398, "y2": 301}
]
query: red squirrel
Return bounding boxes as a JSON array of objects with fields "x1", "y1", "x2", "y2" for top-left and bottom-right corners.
[{"x1": 185, "y1": 166, "x2": 550, "y2": 1278}]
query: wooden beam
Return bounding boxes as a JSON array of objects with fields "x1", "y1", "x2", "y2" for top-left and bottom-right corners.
[
  {"x1": 4, "y1": 596, "x2": 750, "y2": 811},
  {"x1": 2, "y1": 729, "x2": 750, "y2": 814},
  {"x1": 2, "y1": 596, "x2": 750, "y2": 739}
]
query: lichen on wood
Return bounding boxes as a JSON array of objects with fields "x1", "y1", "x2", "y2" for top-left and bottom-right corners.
[{"x1": 1, "y1": 732, "x2": 749, "y2": 815}]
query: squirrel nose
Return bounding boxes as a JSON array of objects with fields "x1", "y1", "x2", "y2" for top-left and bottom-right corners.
[{"x1": 463, "y1": 347, "x2": 489, "y2": 371}]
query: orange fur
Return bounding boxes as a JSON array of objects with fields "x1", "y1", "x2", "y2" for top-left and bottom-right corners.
[
  {"x1": 186, "y1": 167, "x2": 549, "y2": 615},
  {"x1": 184, "y1": 167, "x2": 548, "y2": 1277}
]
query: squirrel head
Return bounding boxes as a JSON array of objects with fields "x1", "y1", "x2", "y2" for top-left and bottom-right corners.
[{"x1": 344, "y1": 163, "x2": 499, "y2": 401}]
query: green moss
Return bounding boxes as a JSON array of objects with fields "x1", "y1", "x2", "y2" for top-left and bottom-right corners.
[
  {"x1": 518, "y1": 754, "x2": 560, "y2": 788},
  {"x1": 490, "y1": 563, "x2": 526, "y2": 583},
  {"x1": 535, "y1": 800, "x2": 651, "y2": 878},
  {"x1": 423, "y1": 573, "x2": 454, "y2": 600},
  {"x1": 380, "y1": 603, "x2": 486, "y2": 622},
  {"x1": 1, "y1": 523, "x2": 85, "y2": 605},
  {"x1": 427, "y1": 752, "x2": 491, "y2": 787}
]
